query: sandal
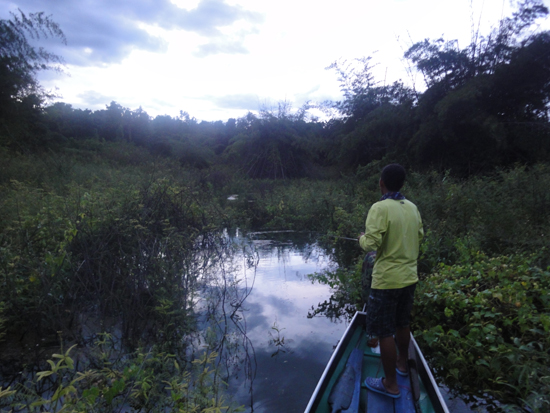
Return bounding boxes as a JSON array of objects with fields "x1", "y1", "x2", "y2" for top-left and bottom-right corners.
[
  {"x1": 363, "y1": 377, "x2": 401, "y2": 399},
  {"x1": 396, "y1": 367, "x2": 408, "y2": 377}
]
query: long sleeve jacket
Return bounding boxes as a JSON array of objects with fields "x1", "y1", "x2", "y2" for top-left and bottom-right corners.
[{"x1": 359, "y1": 198, "x2": 424, "y2": 289}]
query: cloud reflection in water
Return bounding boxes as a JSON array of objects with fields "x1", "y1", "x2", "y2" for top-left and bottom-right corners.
[{"x1": 201, "y1": 233, "x2": 349, "y2": 413}]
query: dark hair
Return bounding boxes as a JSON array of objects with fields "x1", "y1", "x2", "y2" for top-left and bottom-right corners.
[{"x1": 381, "y1": 164, "x2": 406, "y2": 191}]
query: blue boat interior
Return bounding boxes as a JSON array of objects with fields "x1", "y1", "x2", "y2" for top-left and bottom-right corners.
[{"x1": 320, "y1": 326, "x2": 438, "y2": 413}]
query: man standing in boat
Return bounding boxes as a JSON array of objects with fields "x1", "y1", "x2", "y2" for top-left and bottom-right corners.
[{"x1": 358, "y1": 163, "x2": 424, "y2": 399}]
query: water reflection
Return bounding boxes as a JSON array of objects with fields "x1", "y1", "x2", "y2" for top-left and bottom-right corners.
[
  {"x1": 198, "y1": 230, "x2": 348, "y2": 413},
  {"x1": 197, "y1": 231, "x2": 478, "y2": 413}
]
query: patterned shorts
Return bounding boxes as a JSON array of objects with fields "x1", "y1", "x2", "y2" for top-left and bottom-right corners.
[{"x1": 365, "y1": 283, "x2": 416, "y2": 339}]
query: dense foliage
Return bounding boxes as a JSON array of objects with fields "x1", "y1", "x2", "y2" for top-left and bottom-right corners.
[
  {"x1": 415, "y1": 249, "x2": 550, "y2": 412},
  {"x1": 1, "y1": 1, "x2": 550, "y2": 412},
  {"x1": 1, "y1": 346, "x2": 239, "y2": 412},
  {"x1": 0, "y1": 142, "x2": 258, "y2": 412}
]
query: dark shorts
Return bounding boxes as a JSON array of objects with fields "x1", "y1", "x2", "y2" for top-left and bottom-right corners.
[{"x1": 365, "y1": 283, "x2": 416, "y2": 339}]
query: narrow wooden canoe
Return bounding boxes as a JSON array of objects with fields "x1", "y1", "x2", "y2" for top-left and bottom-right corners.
[{"x1": 305, "y1": 311, "x2": 450, "y2": 413}]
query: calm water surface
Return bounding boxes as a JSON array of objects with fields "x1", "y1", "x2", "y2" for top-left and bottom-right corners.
[
  {"x1": 197, "y1": 230, "x2": 472, "y2": 413},
  {"x1": 196, "y1": 231, "x2": 347, "y2": 412}
]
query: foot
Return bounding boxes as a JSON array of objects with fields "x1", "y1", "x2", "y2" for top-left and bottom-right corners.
[
  {"x1": 396, "y1": 367, "x2": 408, "y2": 376},
  {"x1": 396, "y1": 357, "x2": 408, "y2": 376},
  {"x1": 363, "y1": 377, "x2": 400, "y2": 398}
]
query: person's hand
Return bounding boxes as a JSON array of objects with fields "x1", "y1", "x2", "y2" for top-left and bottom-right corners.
[{"x1": 358, "y1": 232, "x2": 364, "y2": 242}]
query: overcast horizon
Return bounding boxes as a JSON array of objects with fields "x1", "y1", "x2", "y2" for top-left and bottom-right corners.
[{"x1": 2, "y1": 0, "x2": 550, "y2": 122}]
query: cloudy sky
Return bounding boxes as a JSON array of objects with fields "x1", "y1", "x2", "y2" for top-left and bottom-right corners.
[{"x1": 2, "y1": 0, "x2": 549, "y2": 121}]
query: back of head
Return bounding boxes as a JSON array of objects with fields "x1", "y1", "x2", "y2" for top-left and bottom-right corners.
[{"x1": 381, "y1": 164, "x2": 406, "y2": 191}]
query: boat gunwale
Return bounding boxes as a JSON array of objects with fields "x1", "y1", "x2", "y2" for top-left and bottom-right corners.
[
  {"x1": 304, "y1": 311, "x2": 364, "y2": 412},
  {"x1": 410, "y1": 335, "x2": 450, "y2": 413}
]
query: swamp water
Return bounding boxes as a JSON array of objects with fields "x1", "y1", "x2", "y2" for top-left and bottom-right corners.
[
  {"x1": 195, "y1": 230, "x2": 350, "y2": 412},
  {"x1": 0, "y1": 230, "x2": 348, "y2": 413},
  {"x1": 0, "y1": 230, "x2": 473, "y2": 412},
  {"x1": 197, "y1": 230, "x2": 473, "y2": 413}
]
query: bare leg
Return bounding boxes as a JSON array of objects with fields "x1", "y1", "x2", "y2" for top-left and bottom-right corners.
[
  {"x1": 379, "y1": 336, "x2": 399, "y2": 394},
  {"x1": 396, "y1": 326, "x2": 410, "y2": 374}
]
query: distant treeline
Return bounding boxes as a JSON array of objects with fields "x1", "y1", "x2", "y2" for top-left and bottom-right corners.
[{"x1": 2, "y1": 1, "x2": 550, "y2": 177}]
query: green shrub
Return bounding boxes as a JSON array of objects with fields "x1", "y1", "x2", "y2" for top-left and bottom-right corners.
[
  {"x1": 414, "y1": 248, "x2": 550, "y2": 411},
  {"x1": 0, "y1": 340, "x2": 243, "y2": 413}
]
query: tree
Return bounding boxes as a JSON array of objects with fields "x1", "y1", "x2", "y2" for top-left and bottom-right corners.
[
  {"x1": 404, "y1": 0, "x2": 549, "y2": 91},
  {"x1": 0, "y1": 9, "x2": 66, "y2": 150},
  {"x1": 43, "y1": 102, "x2": 95, "y2": 139},
  {"x1": 223, "y1": 106, "x2": 318, "y2": 179},
  {"x1": 406, "y1": 0, "x2": 550, "y2": 174},
  {"x1": 124, "y1": 106, "x2": 151, "y2": 144},
  {"x1": 325, "y1": 58, "x2": 418, "y2": 170},
  {"x1": 320, "y1": 1, "x2": 550, "y2": 175},
  {"x1": 335, "y1": 83, "x2": 417, "y2": 169},
  {"x1": 325, "y1": 57, "x2": 378, "y2": 123},
  {"x1": 0, "y1": 9, "x2": 65, "y2": 111}
]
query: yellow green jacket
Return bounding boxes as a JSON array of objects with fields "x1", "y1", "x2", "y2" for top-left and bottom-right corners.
[{"x1": 359, "y1": 198, "x2": 424, "y2": 289}]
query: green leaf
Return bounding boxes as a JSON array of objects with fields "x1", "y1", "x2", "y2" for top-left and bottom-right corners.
[
  {"x1": 36, "y1": 371, "x2": 54, "y2": 381},
  {"x1": 83, "y1": 386, "x2": 100, "y2": 403}
]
